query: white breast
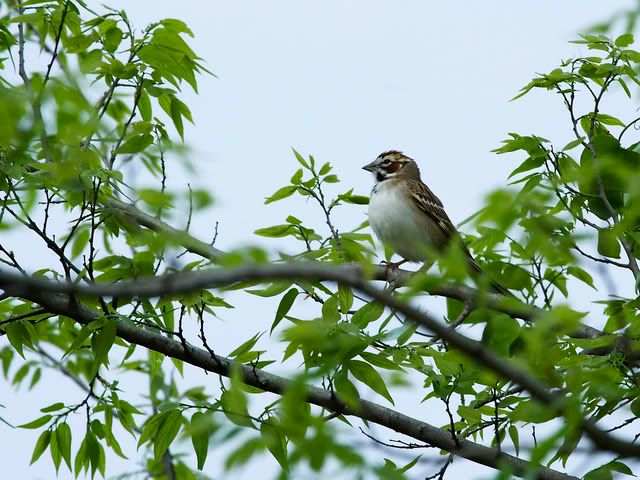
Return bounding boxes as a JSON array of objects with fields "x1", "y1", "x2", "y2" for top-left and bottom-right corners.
[{"x1": 368, "y1": 182, "x2": 440, "y2": 262}]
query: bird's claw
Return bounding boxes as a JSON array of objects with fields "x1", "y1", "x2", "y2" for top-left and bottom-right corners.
[{"x1": 380, "y1": 259, "x2": 407, "y2": 290}]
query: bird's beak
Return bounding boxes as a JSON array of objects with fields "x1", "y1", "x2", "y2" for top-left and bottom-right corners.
[{"x1": 362, "y1": 161, "x2": 377, "y2": 172}]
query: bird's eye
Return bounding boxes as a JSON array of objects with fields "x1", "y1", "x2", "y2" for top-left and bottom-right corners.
[{"x1": 380, "y1": 159, "x2": 391, "y2": 167}]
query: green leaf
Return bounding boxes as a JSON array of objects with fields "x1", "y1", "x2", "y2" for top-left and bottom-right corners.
[
  {"x1": 323, "y1": 174, "x2": 339, "y2": 183},
  {"x1": 337, "y1": 284, "x2": 353, "y2": 314},
  {"x1": 334, "y1": 369, "x2": 360, "y2": 409},
  {"x1": 103, "y1": 27, "x2": 123, "y2": 53},
  {"x1": 321, "y1": 294, "x2": 340, "y2": 323},
  {"x1": 190, "y1": 412, "x2": 210, "y2": 470},
  {"x1": 220, "y1": 389, "x2": 253, "y2": 428},
  {"x1": 228, "y1": 333, "x2": 262, "y2": 358},
  {"x1": 79, "y1": 49, "x2": 102, "y2": 74},
  {"x1": 246, "y1": 282, "x2": 293, "y2": 297},
  {"x1": 154, "y1": 410, "x2": 183, "y2": 460},
  {"x1": 338, "y1": 193, "x2": 369, "y2": 205},
  {"x1": 138, "y1": 89, "x2": 152, "y2": 121},
  {"x1": 30, "y1": 430, "x2": 51, "y2": 464},
  {"x1": 606, "y1": 461, "x2": 634, "y2": 476},
  {"x1": 562, "y1": 137, "x2": 585, "y2": 151},
  {"x1": 509, "y1": 424, "x2": 519, "y2": 456},
  {"x1": 567, "y1": 266, "x2": 595, "y2": 289},
  {"x1": 170, "y1": 95, "x2": 192, "y2": 139},
  {"x1": 40, "y1": 402, "x2": 65, "y2": 413},
  {"x1": 161, "y1": 18, "x2": 194, "y2": 36},
  {"x1": 254, "y1": 225, "x2": 293, "y2": 238},
  {"x1": 63, "y1": 325, "x2": 92, "y2": 358},
  {"x1": 351, "y1": 302, "x2": 384, "y2": 328},
  {"x1": 19, "y1": 414, "x2": 52, "y2": 429},
  {"x1": 138, "y1": 413, "x2": 162, "y2": 448},
  {"x1": 272, "y1": 289, "x2": 298, "y2": 333},
  {"x1": 56, "y1": 423, "x2": 72, "y2": 469},
  {"x1": 509, "y1": 399, "x2": 555, "y2": 423},
  {"x1": 9, "y1": 12, "x2": 45, "y2": 25},
  {"x1": 260, "y1": 421, "x2": 288, "y2": 471},
  {"x1": 398, "y1": 455, "x2": 421, "y2": 474},
  {"x1": 85, "y1": 431, "x2": 105, "y2": 476},
  {"x1": 71, "y1": 229, "x2": 89, "y2": 259},
  {"x1": 359, "y1": 352, "x2": 404, "y2": 371},
  {"x1": 584, "y1": 460, "x2": 635, "y2": 480},
  {"x1": 292, "y1": 149, "x2": 309, "y2": 168},
  {"x1": 596, "y1": 113, "x2": 625, "y2": 128},
  {"x1": 597, "y1": 229, "x2": 621, "y2": 259},
  {"x1": 114, "y1": 134, "x2": 153, "y2": 154},
  {"x1": 508, "y1": 156, "x2": 545, "y2": 179},
  {"x1": 618, "y1": 78, "x2": 632, "y2": 98},
  {"x1": 290, "y1": 168, "x2": 303, "y2": 185},
  {"x1": 482, "y1": 315, "x2": 520, "y2": 356},
  {"x1": 285, "y1": 215, "x2": 302, "y2": 225},
  {"x1": 91, "y1": 318, "x2": 117, "y2": 376},
  {"x1": 457, "y1": 405, "x2": 481, "y2": 424},
  {"x1": 319, "y1": 162, "x2": 332, "y2": 175},
  {"x1": 396, "y1": 322, "x2": 418, "y2": 345},
  {"x1": 264, "y1": 186, "x2": 297, "y2": 205},
  {"x1": 347, "y1": 360, "x2": 394, "y2": 404},
  {"x1": 139, "y1": 189, "x2": 173, "y2": 210},
  {"x1": 615, "y1": 33, "x2": 634, "y2": 47}
]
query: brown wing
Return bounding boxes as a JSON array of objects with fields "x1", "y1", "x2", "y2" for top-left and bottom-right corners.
[
  {"x1": 406, "y1": 180, "x2": 514, "y2": 296},
  {"x1": 405, "y1": 179, "x2": 459, "y2": 242}
]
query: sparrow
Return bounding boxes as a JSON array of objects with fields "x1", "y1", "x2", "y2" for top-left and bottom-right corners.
[{"x1": 363, "y1": 150, "x2": 511, "y2": 296}]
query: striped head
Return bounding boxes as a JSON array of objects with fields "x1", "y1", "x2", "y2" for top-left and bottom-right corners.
[{"x1": 362, "y1": 151, "x2": 421, "y2": 183}]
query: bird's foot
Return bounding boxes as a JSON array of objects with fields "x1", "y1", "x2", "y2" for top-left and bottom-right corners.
[
  {"x1": 380, "y1": 259, "x2": 407, "y2": 276},
  {"x1": 380, "y1": 259, "x2": 408, "y2": 291}
]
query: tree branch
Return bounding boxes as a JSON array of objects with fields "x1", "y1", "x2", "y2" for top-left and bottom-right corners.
[
  {"x1": 103, "y1": 200, "x2": 606, "y2": 341},
  {"x1": 6, "y1": 286, "x2": 577, "y2": 480},
  {"x1": 0, "y1": 263, "x2": 637, "y2": 457},
  {"x1": 104, "y1": 199, "x2": 225, "y2": 262}
]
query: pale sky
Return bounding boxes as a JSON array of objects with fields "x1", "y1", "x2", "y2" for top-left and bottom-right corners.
[{"x1": 3, "y1": 1, "x2": 639, "y2": 479}]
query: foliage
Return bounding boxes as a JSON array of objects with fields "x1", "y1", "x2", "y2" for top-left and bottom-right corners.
[{"x1": 0, "y1": 1, "x2": 640, "y2": 480}]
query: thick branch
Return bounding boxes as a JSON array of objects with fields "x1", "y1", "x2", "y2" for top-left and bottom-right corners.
[
  {"x1": 10, "y1": 286, "x2": 576, "y2": 480},
  {"x1": 103, "y1": 200, "x2": 605, "y2": 341},
  {"x1": 0, "y1": 263, "x2": 636, "y2": 456}
]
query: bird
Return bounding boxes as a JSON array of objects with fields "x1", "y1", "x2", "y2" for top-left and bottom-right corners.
[{"x1": 363, "y1": 150, "x2": 512, "y2": 296}]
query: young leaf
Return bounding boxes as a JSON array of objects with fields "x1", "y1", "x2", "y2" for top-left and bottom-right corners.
[
  {"x1": 254, "y1": 225, "x2": 293, "y2": 238},
  {"x1": 264, "y1": 186, "x2": 297, "y2": 205},
  {"x1": 347, "y1": 360, "x2": 394, "y2": 404},
  {"x1": 334, "y1": 369, "x2": 360, "y2": 409},
  {"x1": 292, "y1": 148, "x2": 309, "y2": 168},
  {"x1": 190, "y1": 412, "x2": 210, "y2": 470},
  {"x1": 56, "y1": 423, "x2": 72, "y2": 470},
  {"x1": 351, "y1": 302, "x2": 384, "y2": 328},
  {"x1": 154, "y1": 410, "x2": 183, "y2": 460},
  {"x1": 220, "y1": 389, "x2": 254, "y2": 428},
  {"x1": 615, "y1": 33, "x2": 634, "y2": 47},
  {"x1": 260, "y1": 421, "x2": 288, "y2": 471},
  {"x1": 71, "y1": 229, "x2": 90, "y2": 259},
  {"x1": 337, "y1": 283, "x2": 353, "y2": 314},
  {"x1": 509, "y1": 424, "x2": 520, "y2": 456},
  {"x1": 90, "y1": 318, "x2": 117, "y2": 376},
  {"x1": 597, "y1": 229, "x2": 621, "y2": 258},
  {"x1": 567, "y1": 266, "x2": 596, "y2": 289},
  {"x1": 272, "y1": 289, "x2": 298, "y2": 333},
  {"x1": 30, "y1": 430, "x2": 51, "y2": 464},
  {"x1": 19, "y1": 414, "x2": 52, "y2": 429}
]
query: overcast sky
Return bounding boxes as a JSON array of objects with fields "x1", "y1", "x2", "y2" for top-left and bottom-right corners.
[{"x1": 3, "y1": 1, "x2": 639, "y2": 479}]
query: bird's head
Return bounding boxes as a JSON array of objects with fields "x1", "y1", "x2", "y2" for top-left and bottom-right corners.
[{"x1": 362, "y1": 151, "x2": 421, "y2": 183}]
